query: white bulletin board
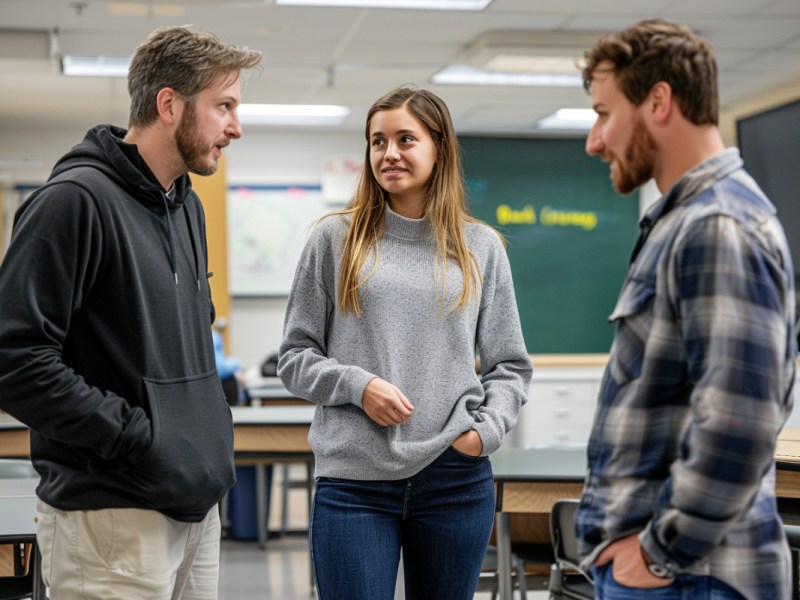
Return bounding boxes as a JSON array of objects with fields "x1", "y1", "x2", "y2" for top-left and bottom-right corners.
[{"x1": 227, "y1": 185, "x2": 327, "y2": 296}]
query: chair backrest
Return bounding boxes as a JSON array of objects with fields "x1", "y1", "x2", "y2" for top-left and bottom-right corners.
[
  {"x1": 550, "y1": 498, "x2": 582, "y2": 569},
  {"x1": 549, "y1": 498, "x2": 595, "y2": 599},
  {"x1": 785, "y1": 524, "x2": 800, "y2": 550},
  {"x1": 0, "y1": 460, "x2": 36, "y2": 480}
]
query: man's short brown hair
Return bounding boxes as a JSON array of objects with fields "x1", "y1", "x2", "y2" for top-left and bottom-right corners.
[
  {"x1": 127, "y1": 25, "x2": 262, "y2": 129},
  {"x1": 582, "y1": 18, "x2": 718, "y2": 126}
]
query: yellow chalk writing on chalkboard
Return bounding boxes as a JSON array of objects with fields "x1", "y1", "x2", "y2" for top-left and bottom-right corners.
[
  {"x1": 496, "y1": 204, "x2": 598, "y2": 231},
  {"x1": 540, "y1": 207, "x2": 598, "y2": 231},
  {"x1": 497, "y1": 204, "x2": 536, "y2": 225}
]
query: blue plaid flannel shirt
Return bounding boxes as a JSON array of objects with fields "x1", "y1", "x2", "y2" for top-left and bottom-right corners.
[{"x1": 576, "y1": 148, "x2": 797, "y2": 599}]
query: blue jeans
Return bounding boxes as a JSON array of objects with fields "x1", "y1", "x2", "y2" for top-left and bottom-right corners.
[
  {"x1": 310, "y1": 447, "x2": 496, "y2": 600},
  {"x1": 592, "y1": 564, "x2": 746, "y2": 599}
]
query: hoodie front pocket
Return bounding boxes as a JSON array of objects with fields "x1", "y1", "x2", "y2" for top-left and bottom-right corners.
[{"x1": 130, "y1": 371, "x2": 235, "y2": 515}]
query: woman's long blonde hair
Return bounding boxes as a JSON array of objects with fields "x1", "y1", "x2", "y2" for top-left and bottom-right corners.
[{"x1": 332, "y1": 85, "x2": 498, "y2": 314}]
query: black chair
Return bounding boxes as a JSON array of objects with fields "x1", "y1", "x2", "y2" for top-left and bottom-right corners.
[
  {"x1": 0, "y1": 459, "x2": 37, "y2": 600},
  {"x1": 548, "y1": 499, "x2": 594, "y2": 600},
  {"x1": 786, "y1": 524, "x2": 800, "y2": 600},
  {"x1": 220, "y1": 375, "x2": 242, "y2": 406}
]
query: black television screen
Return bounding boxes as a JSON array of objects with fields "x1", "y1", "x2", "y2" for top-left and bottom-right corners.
[{"x1": 737, "y1": 99, "x2": 800, "y2": 274}]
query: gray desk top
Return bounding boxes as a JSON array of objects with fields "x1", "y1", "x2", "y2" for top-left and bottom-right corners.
[
  {"x1": 2, "y1": 407, "x2": 316, "y2": 430},
  {"x1": 248, "y1": 385, "x2": 297, "y2": 400},
  {"x1": 231, "y1": 405, "x2": 315, "y2": 425},
  {"x1": 0, "y1": 478, "x2": 37, "y2": 498},
  {"x1": 490, "y1": 446, "x2": 587, "y2": 482},
  {"x1": 0, "y1": 479, "x2": 37, "y2": 538},
  {"x1": 244, "y1": 369, "x2": 296, "y2": 400},
  {"x1": 0, "y1": 497, "x2": 36, "y2": 538}
]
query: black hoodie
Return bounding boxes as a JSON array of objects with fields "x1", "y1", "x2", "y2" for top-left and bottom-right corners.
[{"x1": 0, "y1": 125, "x2": 234, "y2": 522}]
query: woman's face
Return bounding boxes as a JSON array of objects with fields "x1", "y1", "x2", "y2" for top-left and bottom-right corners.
[{"x1": 369, "y1": 105, "x2": 438, "y2": 218}]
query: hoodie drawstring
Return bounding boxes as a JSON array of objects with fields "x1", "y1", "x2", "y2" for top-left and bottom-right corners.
[
  {"x1": 184, "y1": 203, "x2": 202, "y2": 291},
  {"x1": 163, "y1": 193, "x2": 202, "y2": 291},
  {"x1": 163, "y1": 195, "x2": 179, "y2": 285}
]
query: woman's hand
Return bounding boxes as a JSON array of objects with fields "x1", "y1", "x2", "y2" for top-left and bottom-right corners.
[
  {"x1": 361, "y1": 378, "x2": 414, "y2": 426},
  {"x1": 451, "y1": 430, "x2": 483, "y2": 457}
]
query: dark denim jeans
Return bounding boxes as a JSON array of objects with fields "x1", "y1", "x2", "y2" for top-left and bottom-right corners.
[
  {"x1": 592, "y1": 564, "x2": 746, "y2": 599},
  {"x1": 310, "y1": 446, "x2": 496, "y2": 600}
]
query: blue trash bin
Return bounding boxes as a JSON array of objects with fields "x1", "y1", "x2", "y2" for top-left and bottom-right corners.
[{"x1": 227, "y1": 465, "x2": 273, "y2": 541}]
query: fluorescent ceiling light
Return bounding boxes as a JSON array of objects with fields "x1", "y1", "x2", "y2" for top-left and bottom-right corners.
[
  {"x1": 238, "y1": 104, "x2": 350, "y2": 126},
  {"x1": 463, "y1": 31, "x2": 597, "y2": 73},
  {"x1": 432, "y1": 64, "x2": 581, "y2": 87},
  {"x1": 483, "y1": 55, "x2": 578, "y2": 73},
  {"x1": 62, "y1": 55, "x2": 131, "y2": 77},
  {"x1": 533, "y1": 108, "x2": 596, "y2": 132},
  {"x1": 276, "y1": 0, "x2": 492, "y2": 9}
]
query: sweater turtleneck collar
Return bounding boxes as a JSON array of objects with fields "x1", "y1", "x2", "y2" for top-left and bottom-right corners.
[{"x1": 384, "y1": 203, "x2": 432, "y2": 241}]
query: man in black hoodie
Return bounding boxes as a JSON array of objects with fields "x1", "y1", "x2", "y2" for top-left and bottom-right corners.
[{"x1": 0, "y1": 26, "x2": 261, "y2": 598}]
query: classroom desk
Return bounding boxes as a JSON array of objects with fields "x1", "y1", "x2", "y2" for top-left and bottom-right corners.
[
  {"x1": 0, "y1": 407, "x2": 315, "y2": 459},
  {"x1": 776, "y1": 427, "x2": 800, "y2": 522},
  {"x1": 0, "y1": 414, "x2": 29, "y2": 459},
  {"x1": 0, "y1": 477, "x2": 45, "y2": 600},
  {"x1": 231, "y1": 405, "x2": 314, "y2": 456},
  {"x1": 232, "y1": 406, "x2": 315, "y2": 547},
  {"x1": 244, "y1": 372, "x2": 311, "y2": 406},
  {"x1": 488, "y1": 427, "x2": 800, "y2": 600},
  {"x1": 775, "y1": 427, "x2": 800, "y2": 482},
  {"x1": 489, "y1": 446, "x2": 586, "y2": 600}
]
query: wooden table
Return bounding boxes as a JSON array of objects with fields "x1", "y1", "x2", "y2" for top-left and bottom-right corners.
[
  {"x1": 1, "y1": 406, "x2": 315, "y2": 459},
  {"x1": 230, "y1": 406, "x2": 315, "y2": 547},
  {"x1": 231, "y1": 405, "x2": 314, "y2": 456},
  {"x1": 489, "y1": 446, "x2": 586, "y2": 600},
  {"x1": 0, "y1": 476, "x2": 45, "y2": 600},
  {"x1": 776, "y1": 427, "x2": 800, "y2": 499},
  {"x1": 0, "y1": 414, "x2": 29, "y2": 458}
]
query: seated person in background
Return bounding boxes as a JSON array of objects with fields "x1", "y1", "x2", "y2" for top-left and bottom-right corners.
[{"x1": 213, "y1": 328, "x2": 248, "y2": 405}]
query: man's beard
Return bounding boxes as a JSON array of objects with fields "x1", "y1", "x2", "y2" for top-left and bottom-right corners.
[
  {"x1": 610, "y1": 116, "x2": 657, "y2": 195},
  {"x1": 175, "y1": 104, "x2": 223, "y2": 177}
]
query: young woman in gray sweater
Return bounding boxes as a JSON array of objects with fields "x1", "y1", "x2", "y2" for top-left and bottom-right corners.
[{"x1": 278, "y1": 85, "x2": 532, "y2": 600}]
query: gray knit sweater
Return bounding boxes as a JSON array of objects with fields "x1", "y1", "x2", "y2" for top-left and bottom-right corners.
[{"x1": 278, "y1": 206, "x2": 532, "y2": 480}]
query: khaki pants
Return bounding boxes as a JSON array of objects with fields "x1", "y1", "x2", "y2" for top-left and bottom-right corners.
[{"x1": 34, "y1": 499, "x2": 221, "y2": 599}]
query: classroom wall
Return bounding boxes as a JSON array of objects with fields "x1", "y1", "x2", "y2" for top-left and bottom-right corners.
[
  {"x1": 226, "y1": 129, "x2": 363, "y2": 369},
  {"x1": 225, "y1": 132, "x2": 661, "y2": 369},
  {"x1": 2, "y1": 78, "x2": 800, "y2": 371}
]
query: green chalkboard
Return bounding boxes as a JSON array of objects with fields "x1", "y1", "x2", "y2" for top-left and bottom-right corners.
[{"x1": 460, "y1": 136, "x2": 639, "y2": 354}]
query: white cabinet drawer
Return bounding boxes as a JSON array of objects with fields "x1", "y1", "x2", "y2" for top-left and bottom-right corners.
[{"x1": 516, "y1": 366, "x2": 603, "y2": 448}]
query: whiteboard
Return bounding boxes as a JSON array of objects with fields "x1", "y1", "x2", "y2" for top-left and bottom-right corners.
[{"x1": 227, "y1": 185, "x2": 327, "y2": 296}]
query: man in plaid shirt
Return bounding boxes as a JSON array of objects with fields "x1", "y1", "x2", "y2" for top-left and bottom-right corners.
[{"x1": 576, "y1": 18, "x2": 796, "y2": 599}]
